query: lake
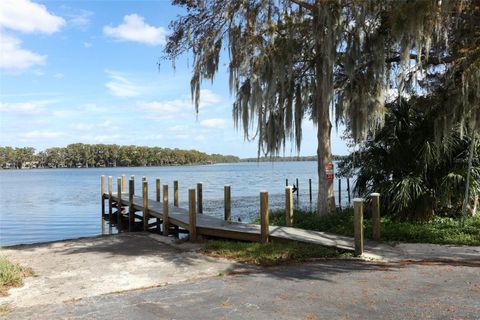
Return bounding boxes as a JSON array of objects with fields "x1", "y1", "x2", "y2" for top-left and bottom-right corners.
[{"x1": 0, "y1": 161, "x2": 353, "y2": 246}]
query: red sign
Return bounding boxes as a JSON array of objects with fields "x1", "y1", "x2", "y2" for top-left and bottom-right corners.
[{"x1": 325, "y1": 162, "x2": 334, "y2": 180}]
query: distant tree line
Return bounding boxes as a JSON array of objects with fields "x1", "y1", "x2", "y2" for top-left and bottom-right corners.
[
  {"x1": 0, "y1": 144, "x2": 239, "y2": 169},
  {"x1": 241, "y1": 155, "x2": 347, "y2": 162}
]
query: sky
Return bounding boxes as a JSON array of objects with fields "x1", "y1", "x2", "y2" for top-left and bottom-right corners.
[{"x1": 0, "y1": 0, "x2": 349, "y2": 158}]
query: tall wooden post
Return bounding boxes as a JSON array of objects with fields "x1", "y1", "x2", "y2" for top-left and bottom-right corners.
[
  {"x1": 108, "y1": 176, "x2": 113, "y2": 222},
  {"x1": 296, "y1": 178, "x2": 299, "y2": 201},
  {"x1": 188, "y1": 188, "x2": 197, "y2": 241},
  {"x1": 142, "y1": 181, "x2": 149, "y2": 231},
  {"x1": 260, "y1": 191, "x2": 269, "y2": 243},
  {"x1": 353, "y1": 198, "x2": 364, "y2": 256},
  {"x1": 163, "y1": 185, "x2": 169, "y2": 236},
  {"x1": 224, "y1": 185, "x2": 231, "y2": 222},
  {"x1": 173, "y1": 180, "x2": 179, "y2": 207},
  {"x1": 371, "y1": 193, "x2": 381, "y2": 241},
  {"x1": 129, "y1": 178, "x2": 134, "y2": 232},
  {"x1": 156, "y1": 179, "x2": 161, "y2": 201},
  {"x1": 117, "y1": 178, "x2": 123, "y2": 230},
  {"x1": 338, "y1": 179, "x2": 342, "y2": 209},
  {"x1": 347, "y1": 178, "x2": 351, "y2": 205},
  {"x1": 155, "y1": 179, "x2": 161, "y2": 232},
  {"x1": 101, "y1": 175, "x2": 105, "y2": 233},
  {"x1": 197, "y1": 182, "x2": 203, "y2": 214},
  {"x1": 285, "y1": 186, "x2": 294, "y2": 226},
  {"x1": 309, "y1": 178, "x2": 312, "y2": 203},
  {"x1": 285, "y1": 186, "x2": 293, "y2": 227},
  {"x1": 121, "y1": 175, "x2": 126, "y2": 193}
]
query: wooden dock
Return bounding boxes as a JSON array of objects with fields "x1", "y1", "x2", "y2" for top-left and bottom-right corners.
[{"x1": 100, "y1": 176, "x2": 372, "y2": 254}]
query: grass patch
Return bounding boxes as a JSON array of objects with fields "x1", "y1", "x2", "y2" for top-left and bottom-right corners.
[
  {"x1": 0, "y1": 256, "x2": 33, "y2": 296},
  {"x1": 255, "y1": 209, "x2": 480, "y2": 246},
  {"x1": 203, "y1": 240, "x2": 351, "y2": 266}
]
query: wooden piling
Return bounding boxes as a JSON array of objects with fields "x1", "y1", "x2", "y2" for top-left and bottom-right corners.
[
  {"x1": 101, "y1": 175, "x2": 105, "y2": 215},
  {"x1": 163, "y1": 185, "x2": 169, "y2": 236},
  {"x1": 108, "y1": 176, "x2": 113, "y2": 222},
  {"x1": 285, "y1": 186, "x2": 293, "y2": 227},
  {"x1": 197, "y1": 182, "x2": 203, "y2": 214},
  {"x1": 129, "y1": 178, "x2": 134, "y2": 231},
  {"x1": 309, "y1": 178, "x2": 312, "y2": 203},
  {"x1": 173, "y1": 180, "x2": 179, "y2": 207},
  {"x1": 260, "y1": 191, "x2": 269, "y2": 243},
  {"x1": 296, "y1": 178, "x2": 299, "y2": 200},
  {"x1": 371, "y1": 193, "x2": 381, "y2": 241},
  {"x1": 155, "y1": 179, "x2": 161, "y2": 232},
  {"x1": 121, "y1": 175, "x2": 126, "y2": 193},
  {"x1": 188, "y1": 188, "x2": 197, "y2": 241},
  {"x1": 338, "y1": 179, "x2": 342, "y2": 209},
  {"x1": 117, "y1": 178, "x2": 123, "y2": 230},
  {"x1": 142, "y1": 181, "x2": 149, "y2": 231},
  {"x1": 224, "y1": 185, "x2": 231, "y2": 222},
  {"x1": 101, "y1": 175, "x2": 105, "y2": 234},
  {"x1": 353, "y1": 198, "x2": 364, "y2": 256},
  {"x1": 347, "y1": 178, "x2": 351, "y2": 205}
]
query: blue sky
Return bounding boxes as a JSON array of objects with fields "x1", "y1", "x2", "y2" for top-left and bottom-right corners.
[{"x1": 0, "y1": 0, "x2": 349, "y2": 157}]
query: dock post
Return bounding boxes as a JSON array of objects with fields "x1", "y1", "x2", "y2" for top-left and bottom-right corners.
[
  {"x1": 353, "y1": 198, "x2": 364, "y2": 256},
  {"x1": 224, "y1": 185, "x2": 231, "y2": 222},
  {"x1": 173, "y1": 180, "x2": 179, "y2": 207},
  {"x1": 163, "y1": 185, "x2": 169, "y2": 236},
  {"x1": 121, "y1": 175, "x2": 126, "y2": 193},
  {"x1": 197, "y1": 182, "x2": 203, "y2": 214},
  {"x1": 296, "y1": 178, "x2": 299, "y2": 201},
  {"x1": 101, "y1": 175, "x2": 105, "y2": 233},
  {"x1": 338, "y1": 179, "x2": 342, "y2": 209},
  {"x1": 117, "y1": 178, "x2": 123, "y2": 231},
  {"x1": 155, "y1": 179, "x2": 161, "y2": 232},
  {"x1": 309, "y1": 178, "x2": 312, "y2": 203},
  {"x1": 285, "y1": 186, "x2": 293, "y2": 227},
  {"x1": 347, "y1": 178, "x2": 351, "y2": 205},
  {"x1": 108, "y1": 176, "x2": 113, "y2": 222},
  {"x1": 371, "y1": 193, "x2": 381, "y2": 241},
  {"x1": 129, "y1": 178, "x2": 134, "y2": 232},
  {"x1": 142, "y1": 181, "x2": 149, "y2": 231},
  {"x1": 188, "y1": 188, "x2": 197, "y2": 241},
  {"x1": 260, "y1": 191, "x2": 269, "y2": 243}
]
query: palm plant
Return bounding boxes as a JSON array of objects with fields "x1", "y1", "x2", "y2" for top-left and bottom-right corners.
[{"x1": 338, "y1": 99, "x2": 479, "y2": 221}]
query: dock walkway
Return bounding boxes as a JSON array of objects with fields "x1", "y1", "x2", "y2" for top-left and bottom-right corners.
[{"x1": 105, "y1": 191, "x2": 355, "y2": 252}]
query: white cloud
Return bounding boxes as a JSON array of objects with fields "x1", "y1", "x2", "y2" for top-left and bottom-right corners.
[
  {"x1": 0, "y1": 100, "x2": 50, "y2": 113},
  {"x1": 200, "y1": 118, "x2": 229, "y2": 129},
  {"x1": 138, "y1": 90, "x2": 222, "y2": 120},
  {"x1": 83, "y1": 42, "x2": 92, "y2": 48},
  {"x1": 105, "y1": 70, "x2": 142, "y2": 97},
  {"x1": 0, "y1": 32, "x2": 46, "y2": 71},
  {"x1": 67, "y1": 9, "x2": 93, "y2": 31},
  {"x1": 0, "y1": 0, "x2": 65, "y2": 34},
  {"x1": 19, "y1": 130, "x2": 63, "y2": 139},
  {"x1": 71, "y1": 120, "x2": 114, "y2": 131},
  {"x1": 103, "y1": 14, "x2": 166, "y2": 46}
]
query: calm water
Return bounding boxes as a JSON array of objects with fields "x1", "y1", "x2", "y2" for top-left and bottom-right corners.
[{"x1": 0, "y1": 161, "x2": 353, "y2": 246}]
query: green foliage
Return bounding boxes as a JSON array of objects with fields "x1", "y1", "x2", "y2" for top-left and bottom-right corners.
[
  {"x1": 0, "y1": 144, "x2": 239, "y2": 169},
  {"x1": 0, "y1": 257, "x2": 33, "y2": 296},
  {"x1": 338, "y1": 99, "x2": 479, "y2": 220},
  {"x1": 262, "y1": 209, "x2": 480, "y2": 246},
  {"x1": 203, "y1": 240, "x2": 348, "y2": 266}
]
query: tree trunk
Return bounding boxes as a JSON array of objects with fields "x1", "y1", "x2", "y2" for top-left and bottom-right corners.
[{"x1": 316, "y1": 108, "x2": 335, "y2": 215}]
